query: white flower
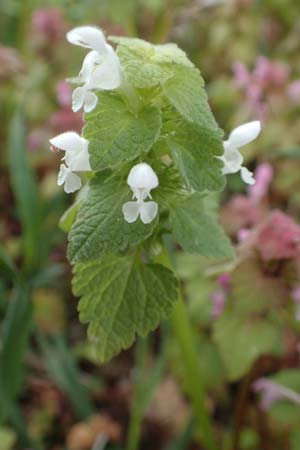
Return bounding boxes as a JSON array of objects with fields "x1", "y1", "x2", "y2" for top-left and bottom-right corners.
[
  {"x1": 66, "y1": 26, "x2": 121, "y2": 113},
  {"x1": 122, "y1": 163, "x2": 159, "y2": 224},
  {"x1": 57, "y1": 164, "x2": 82, "y2": 193},
  {"x1": 49, "y1": 131, "x2": 91, "y2": 193},
  {"x1": 218, "y1": 121, "x2": 261, "y2": 185}
]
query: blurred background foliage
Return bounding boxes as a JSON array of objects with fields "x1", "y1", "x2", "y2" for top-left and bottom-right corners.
[{"x1": 1, "y1": 0, "x2": 300, "y2": 449}]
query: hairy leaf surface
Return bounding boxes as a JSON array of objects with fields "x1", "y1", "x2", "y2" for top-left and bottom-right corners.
[
  {"x1": 73, "y1": 255, "x2": 178, "y2": 361},
  {"x1": 163, "y1": 111, "x2": 225, "y2": 192},
  {"x1": 68, "y1": 174, "x2": 157, "y2": 263},
  {"x1": 169, "y1": 194, "x2": 234, "y2": 259},
  {"x1": 84, "y1": 92, "x2": 161, "y2": 170}
]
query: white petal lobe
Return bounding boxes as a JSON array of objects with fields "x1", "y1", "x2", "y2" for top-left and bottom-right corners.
[
  {"x1": 122, "y1": 202, "x2": 141, "y2": 223},
  {"x1": 72, "y1": 87, "x2": 85, "y2": 112},
  {"x1": 84, "y1": 90, "x2": 98, "y2": 113},
  {"x1": 139, "y1": 201, "x2": 158, "y2": 224},
  {"x1": 64, "y1": 172, "x2": 82, "y2": 193},
  {"x1": 240, "y1": 167, "x2": 255, "y2": 185}
]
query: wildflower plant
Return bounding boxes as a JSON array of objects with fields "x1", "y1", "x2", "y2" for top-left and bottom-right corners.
[{"x1": 50, "y1": 25, "x2": 261, "y2": 362}]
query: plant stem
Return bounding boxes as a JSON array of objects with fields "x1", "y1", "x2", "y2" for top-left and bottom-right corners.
[
  {"x1": 125, "y1": 338, "x2": 149, "y2": 450},
  {"x1": 159, "y1": 239, "x2": 217, "y2": 450},
  {"x1": 171, "y1": 292, "x2": 218, "y2": 450}
]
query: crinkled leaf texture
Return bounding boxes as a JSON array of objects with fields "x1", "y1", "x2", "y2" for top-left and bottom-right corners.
[
  {"x1": 169, "y1": 194, "x2": 234, "y2": 259},
  {"x1": 163, "y1": 109, "x2": 225, "y2": 192},
  {"x1": 83, "y1": 92, "x2": 162, "y2": 170},
  {"x1": 110, "y1": 36, "x2": 194, "y2": 88},
  {"x1": 73, "y1": 255, "x2": 178, "y2": 361},
  {"x1": 213, "y1": 311, "x2": 280, "y2": 381},
  {"x1": 68, "y1": 173, "x2": 157, "y2": 264},
  {"x1": 162, "y1": 65, "x2": 219, "y2": 129}
]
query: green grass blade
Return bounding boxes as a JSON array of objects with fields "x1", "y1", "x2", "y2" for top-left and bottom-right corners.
[
  {"x1": 7, "y1": 110, "x2": 41, "y2": 272},
  {"x1": 0, "y1": 282, "x2": 33, "y2": 418},
  {"x1": 37, "y1": 333, "x2": 94, "y2": 420}
]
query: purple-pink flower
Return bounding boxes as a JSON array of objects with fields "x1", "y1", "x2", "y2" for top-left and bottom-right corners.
[
  {"x1": 210, "y1": 273, "x2": 231, "y2": 319},
  {"x1": 253, "y1": 377, "x2": 300, "y2": 410},
  {"x1": 248, "y1": 163, "x2": 273, "y2": 202}
]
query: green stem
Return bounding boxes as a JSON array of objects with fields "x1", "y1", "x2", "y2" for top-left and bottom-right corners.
[
  {"x1": 160, "y1": 240, "x2": 217, "y2": 450},
  {"x1": 171, "y1": 293, "x2": 218, "y2": 450},
  {"x1": 126, "y1": 338, "x2": 149, "y2": 450}
]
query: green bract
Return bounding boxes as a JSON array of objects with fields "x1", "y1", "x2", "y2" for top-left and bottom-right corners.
[{"x1": 63, "y1": 35, "x2": 234, "y2": 361}]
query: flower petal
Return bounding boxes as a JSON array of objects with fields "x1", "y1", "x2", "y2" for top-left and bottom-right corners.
[
  {"x1": 139, "y1": 201, "x2": 158, "y2": 224},
  {"x1": 228, "y1": 121, "x2": 261, "y2": 148},
  {"x1": 57, "y1": 164, "x2": 69, "y2": 185},
  {"x1": 69, "y1": 149, "x2": 91, "y2": 172},
  {"x1": 84, "y1": 90, "x2": 98, "y2": 113},
  {"x1": 240, "y1": 166, "x2": 255, "y2": 185},
  {"x1": 77, "y1": 50, "x2": 102, "y2": 83},
  {"x1": 66, "y1": 26, "x2": 107, "y2": 53},
  {"x1": 221, "y1": 145, "x2": 243, "y2": 174},
  {"x1": 64, "y1": 172, "x2": 82, "y2": 193},
  {"x1": 49, "y1": 131, "x2": 83, "y2": 153},
  {"x1": 72, "y1": 86, "x2": 85, "y2": 112},
  {"x1": 127, "y1": 163, "x2": 159, "y2": 192},
  {"x1": 88, "y1": 45, "x2": 121, "y2": 90},
  {"x1": 122, "y1": 201, "x2": 141, "y2": 223}
]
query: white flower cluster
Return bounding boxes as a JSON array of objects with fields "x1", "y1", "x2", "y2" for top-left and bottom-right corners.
[
  {"x1": 66, "y1": 26, "x2": 121, "y2": 113},
  {"x1": 49, "y1": 26, "x2": 262, "y2": 227},
  {"x1": 49, "y1": 26, "x2": 122, "y2": 194},
  {"x1": 218, "y1": 121, "x2": 261, "y2": 185}
]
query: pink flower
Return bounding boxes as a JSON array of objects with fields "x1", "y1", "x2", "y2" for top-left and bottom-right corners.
[
  {"x1": 253, "y1": 57, "x2": 290, "y2": 88},
  {"x1": 210, "y1": 290, "x2": 227, "y2": 319},
  {"x1": 221, "y1": 195, "x2": 266, "y2": 236},
  {"x1": 237, "y1": 228, "x2": 251, "y2": 242},
  {"x1": 217, "y1": 273, "x2": 231, "y2": 290},
  {"x1": 56, "y1": 81, "x2": 72, "y2": 108},
  {"x1": 232, "y1": 62, "x2": 250, "y2": 88},
  {"x1": 287, "y1": 80, "x2": 300, "y2": 103},
  {"x1": 253, "y1": 378, "x2": 300, "y2": 410},
  {"x1": 291, "y1": 286, "x2": 300, "y2": 303},
  {"x1": 210, "y1": 273, "x2": 231, "y2": 319},
  {"x1": 31, "y1": 8, "x2": 66, "y2": 43},
  {"x1": 49, "y1": 109, "x2": 83, "y2": 134},
  {"x1": 248, "y1": 163, "x2": 273, "y2": 201},
  {"x1": 255, "y1": 211, "x2": 300, "y2": 261}
]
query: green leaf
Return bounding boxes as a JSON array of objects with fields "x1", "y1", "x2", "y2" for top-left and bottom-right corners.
[
  {"x1": 68, "y1": 173, "x2": 158, "y2": 264},
  {"x1": 110, "y1": 37, "x2": 193, "y2": 88},
  {"x1": 162, "y1": 66, "x2": 220, "y2": 129},
  {"x1": 164, "y1": 111, "x2": 225, "y2": 192},
  {"x1": 231, "y1": 258, "x2": 289, "y2": 314},
  {"x1": 73, "y1": 255, "x2": 178, "y2": 361},
  {"x1": 8, "y1": 111, "x2": 41, "y2": 271},
  {"x1": 83, "y1": 92, "x2": 161, "y2": 170},
  {"x1": 213, "y1": 312, "x2": 279, "y2": 381},
  {"x1": 169, "y1": 194, "x2": 234, "y2": 259}
]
